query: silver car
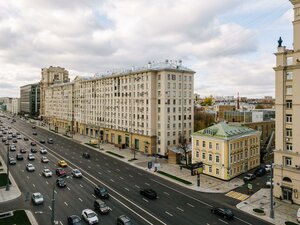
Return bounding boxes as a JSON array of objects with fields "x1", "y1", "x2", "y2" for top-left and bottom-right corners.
[{"x1": 32, "y1": 192, "x2": 44, "y2": 205}]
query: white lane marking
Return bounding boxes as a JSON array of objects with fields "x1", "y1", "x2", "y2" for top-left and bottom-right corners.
[
  {"x1": 64, "y1": 202, "x2": 68, "y2": 206},
  {"x1": 176, "y1": 207, "x2": 184, "y2": 212},
  {"x1": 138, "y1": 173, "x2": 142, "y2": 176},
  {"x1": 46, "y1": 181, "x2": 49, "y2": 185},
  {"x1": 129, "y1": 174, "x2": 133, "y2": 178},
  {"x1": 92, "y1": 194, "x2": 96, "y2": 198},
  {"x1": 60, "y1": 221, "x2": 63, "y2": 225},
  {"x1": 33, "y1": 184, "x2": 35, "y2": 187},
  {"x1": 187, "y1": 203, "x2": 194, "y2": 207},
  {"x1": 78, "y1": 198, "x2": 83, "y2": 202},
  {"x1": 88, "y1": 166, "x2": 91, "y2": 169},
  {"x1": 163, "y1": 192, "x2": 169, "y2": 196},
  {"x1": 235, "y1": 217, "x2": 253, "y2": 225},
  {"x1": 143, "y1": 198, "x2": 149, "y2": 202},
  {"x1": 49, "y1": 206, "x2": 52, "y2": 211},
  {"x1": 116, "y1": 169, "x2": 120, "y2": 172},
  {"x1": 145, "y1": 182, "x2": 150, "y2": 186},
  {"x1": 98, "y1": 172, "x2": 102, "y2": 175},
  {"x1": 54, "y1": 190, "x2": 57, "y2": 194},
  {"x1": 135, "y1": 185, "x2": 140, "y2": 189},
  {"x1": 39, "y1": 174, "x2": 41, "y2": 177},
  {"x1": 79, "y1": 184, "x2": 83, "y2": 188},
  {"x1": 218, "y1": 219, "x2": 228, "y2": 224},
  {"x1": 124, "y1": 187, "x2": 130, "y2": 191},
  {"x1": 97, "y1": 164, "x2": 100, "y2": 167},
  {"x1": 165, "y1": 211, "x2": 173, "y2": 217},
  {"x1": 107, "y1": 170, "x2": 111, "y2": 173},
  {"x1": 110, "y1": 179, "x2": 114, "y2": 182},
  {"x1": 120, "y1": 177, "x2": 124, "y2": 180},
  {"x1": 67, "y1": 187, "x2": 70, "y2": 191},
  {"x1": 27, "y1": 176, "x2": 29, "y2": 179}
]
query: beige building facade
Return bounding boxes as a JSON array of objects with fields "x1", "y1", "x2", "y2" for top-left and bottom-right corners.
[
  {"x1": 41, "y1": 61, "x2": 195, "y2": 156},
  {"x1": 273, "y1": 0, "x2": 300, "y2": 204}
]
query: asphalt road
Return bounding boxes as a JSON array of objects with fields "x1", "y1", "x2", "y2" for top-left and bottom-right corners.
[{"x1": 0, "y1": 116, "x2": 273, "y2": 225}]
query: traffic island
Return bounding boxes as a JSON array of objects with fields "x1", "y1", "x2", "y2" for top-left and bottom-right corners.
[
  {"x1": 106, "y1": 151, "x2": 125, "y2": 158},
  {"x1": 0, "y1": 173, "x2": 11, "y2": 187},
  {"x1": 253, "y1": 208, "x2": 265, "y2": 216},
  {"x1": 157, "y1": 171, "x2": 192, "y2": 185},
  {"x1": 0, "y1": 210, "x2": 31, "y2": 225}
]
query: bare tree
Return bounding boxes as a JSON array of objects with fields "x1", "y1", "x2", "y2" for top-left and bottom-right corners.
[{"x1": 178, "y1": 134, "x2": 189, "y2": 167}]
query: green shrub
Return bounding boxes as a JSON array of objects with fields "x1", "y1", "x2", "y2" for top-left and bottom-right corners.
[
  {"x1": 253, "y1": 208, "x2": 265, "y2": 214},
  {"x1": 106, "y1": 151, "x2": 125, "y2": 158},
  {"x1": 157, "y1": 171, "x2": 192, "y2": 185},
  {"x1": 285, "y1": 222, "x2": 298, "y2": 225}
]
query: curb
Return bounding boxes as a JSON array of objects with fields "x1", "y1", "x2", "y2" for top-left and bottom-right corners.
[{"x1": 26, "y1": 210, "x2": 39, "y2": 225}]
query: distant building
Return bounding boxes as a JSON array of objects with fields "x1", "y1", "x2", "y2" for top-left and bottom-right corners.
[
  {"x1": 11, "y1": 98, "x2": 20, "y2": 114},
  {"x1": 20, "y1": 83, "x2": 40, "y2": 117},
  {"x1": 192, "y1": 122, "x2": 261, "y2": 180}
]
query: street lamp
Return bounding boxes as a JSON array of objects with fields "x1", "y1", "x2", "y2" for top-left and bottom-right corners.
[
  {"x1": 270, "y1": 163, "x2": 274, "y2": 219},
  {"x1": 51, "y1": 182, "x2": 55, "y2": 225},
  {"x1": 6, "y1": 141, "x2": 10, "y2": 191}
]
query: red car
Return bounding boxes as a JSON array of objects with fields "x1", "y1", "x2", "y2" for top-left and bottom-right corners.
[
  {"x1": 56, "y1": 168, "x2": 66, "y2": 177},
  {"x1": 31, "y1": 141, "x2": 36, "y2": 146}
]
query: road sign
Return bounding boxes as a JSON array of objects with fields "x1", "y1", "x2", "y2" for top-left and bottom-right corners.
[{"x1": 247, "y1": 183, "x2": 253, "y2": 190}]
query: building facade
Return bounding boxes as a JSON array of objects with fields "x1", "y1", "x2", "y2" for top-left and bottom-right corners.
[
  {"x1": 11, "y1": 98, "x2": 20, "y2": 114},
  {"x1": 192, "y1": 122, "x2": 260, "y2": 180},
  {"x1": 42, "y1": 61, "x2": 195, "y2": 156},
  {"x1": 273, "y1": 0, "x2": 300, "y2": 204},
  {"x1": 20, "y1": 83, "x2": 40, "y2": 117}
]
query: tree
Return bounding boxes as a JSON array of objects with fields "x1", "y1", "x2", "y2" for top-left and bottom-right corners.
[
  {"x1": 194, "y1": 108, "x2": 215, "y2": 131},
  {"x1": 201, "y1": 97, "x2": 213, "y2": 106},
  {"x1": 178, "y1": 135, "x2": 189, "y2": 167},
  {"x1": 255, "y1": 104, "x2": 264, "y2": 109}
]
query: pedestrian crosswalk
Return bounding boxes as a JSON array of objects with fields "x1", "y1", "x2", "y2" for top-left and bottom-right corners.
[{"x1": 225, "y1": 191, "x2": 249, "y2": 201}]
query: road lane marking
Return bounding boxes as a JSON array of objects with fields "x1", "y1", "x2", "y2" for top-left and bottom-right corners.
[
  {"x1": 110, "y1": 179, "x2": 114, "y2": 182},
  {"x1": 92, "y1": 194, "x2": 96, "y2": 198},
  {"x1": 107, "y1": 170, "x2": 111, "y2": 173},
  {"x1": 163, "y1": 192, "x2": 169, "y2": 196},
  {"x1": 235, "y1": 217, "x2": 252, "y2": 225},
  {"x1": 64, "y1": 202, "x2": 68, "y2": 206},
  {"x1": 98, "y1": 172, "x2": 102, "y2": 175},
  {"x1": 49, "y1": 206, "x2": 52, "y2": 211},
  {"x1": 176, "y1": 207, "x2": 184, "y2": 212},
  {"x1": 78, "y1": 198, "x2": 83, "y2": 202},
  {"x1": 54, "y1": 190, "x2": 57, "y2": 194},
  {"x1": 129, "y1": 174, "x2": 133, "y2": 178},
  {"x1": 46, "y1": 181, "x2": 49, "y2": 185},
  {"x1": 145, "y1": 182, "x2": 150, "y2": 186},
  {"x1": 165, "y1": 211, "x2": 173, "y2": 217},
  {"x1": 135, "y1": 185, "x2": 140, "y2": 189},
  {"x1": 79, "y1": 184, "x2": 83, "y2": 188},
  {"x1": 218, "y1": 219, "x2": 228, "y2": 224},
  {"x1": 32, "y1": 184, "x2": 35, "y2": 187},
  {"x1": 60, "y1": 221, "x2": 63, "y2": 225},
  {"x1": 143, "y1": 198, "x2": 149, "y2": 202},
  {"x1": 27, "y1": 176, "x2": 29, "y2": 179},
  {"x1": 120, "y1": 177, "x2": 124, "y2": 180},
  {"x1": 88, "y1": 166, "x2": 91, "y2": 169},
  {"x1": 97, "y1": 164, "x2": 100, "y2": 167},
  {"x1": 67, "y1": 187, "x2": 70, "y2": 191},
  {"x1": 124, "y1": 187, "x2": 130, "y2": 191},
  {"x1": 187, "y1": 203, "x2": 194, "y2": 207}
]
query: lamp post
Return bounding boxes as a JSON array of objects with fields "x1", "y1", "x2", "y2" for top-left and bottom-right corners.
[
  {"x1": 51, "y1": 183, "x2": 55, "y2": 225},
  {"x1": 6, "y1": 141, "x2": 10, "y2": 191},
  {"x1": 270, "y1": 164, "x2": 274, "y2": 219}
]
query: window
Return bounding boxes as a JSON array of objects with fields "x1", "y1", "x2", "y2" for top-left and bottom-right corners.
[
  {"x1": 202, "y1": 152, "x2": 206, "y2": 160},
  {"x1": 286, "y1": 100, "x2": 292, "y2": 109},
  {"x1": 287, "y1": 57, "x2": 293, "y2": 66},
  {"x1": 286, "y1": 114, "x2": 292, "y2": 123},
  {"x1": 286, "y1": 71, "x2": 293, "y2": 80},
  {"x1": 216, "y1": 168, "x2": 219, "y2": 175},
  {"x1": 286, "y1": 128, "x2": 292, "y2": 137},
  {"x1": 202, "y1": 141, "x2": 206, "y2": 148},
  {"x1": 285, "y1": 157, "x2": 292, "y2": 166},
  {"x1": 287, "y1": 143, "x2": 293, "y2": 151},
  {"x1": 196, "y1": 151, "x2": 199, "y2": 158},
  {"x1": 209, "y1": 166, "x2": 212, "y2": 173},
  {"x1": 216, "y1": 155, "x2": 219, "y2": 163},
  {"x1": 209, "y1": 154, "x2": 212, "y2": 161},
  {"x1": 286, "y1": 85, "x2": 292, "y2": 95},
  {"x1": 209, "y1": 142, "x2": 212, "y2": 149},
  {"x1": 196, "y1": 140, "x2": 199, "y2": 146},
  {"x1": 216, "y1": 143, "x2": 219, "y2": 150}
]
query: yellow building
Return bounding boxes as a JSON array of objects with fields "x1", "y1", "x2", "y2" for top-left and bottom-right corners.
[
  {"x1": 192, "y1": 122, "x2": 261, "y2": 180},
  {"x1": 273, "y1": 0, "x2": 300, "y2": 204}
]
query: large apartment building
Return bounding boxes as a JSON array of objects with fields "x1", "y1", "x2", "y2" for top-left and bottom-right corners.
[
  {"x1": 42, "y1": 60, "x2": 195, "y2": 156},
  {"x1": 273, "y1": 0, "x2": 300, "y2": 204},
  {"x1": 20, "y1": 83, "x2": 40, "y2": 117}
]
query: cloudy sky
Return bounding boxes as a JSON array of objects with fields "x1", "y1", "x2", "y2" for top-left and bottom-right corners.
[{"x1": 0, "y1": 0, "x2": 293, "y2": 98}]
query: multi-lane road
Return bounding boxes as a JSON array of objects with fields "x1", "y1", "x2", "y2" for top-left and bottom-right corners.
[{"x1": 0, "y1": 116, "x2": 272, "y2": 225}]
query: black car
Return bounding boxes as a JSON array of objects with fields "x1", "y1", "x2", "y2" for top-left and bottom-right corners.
[
  {"x1": 94, "y1": 186, "x2": 109, "y2": 199},
  {"x1": 12, "y1": 138, "x2": 17, "y2": 143},
  {"x1": 32, "y1": 131, "x2": 37, "y2": 135},
  {"x1": 31, "y1": 148, "x2": 38, "y2": 153},
  {"x1": 82, "y1": 152, "x2": 90, "y2": 159},
  {"x1": 254, "y1": 167, "x2": 267, "y2": 177},
  {"x1": 24, "y1": 137, "x2": 29, "y2": 141},
  {"x1": 56, "y1": 178, "x2": 66, "y2": 187},
  {"x1": 16, "y1": 154, "x2": 24, "y2": 160},
  {"x1": 32, "y1": 125, "x2": 36, "y2": 129},
  {"x1": 31, "y1": 141, "x2": 36, "y2": 146},
  {"x1": 40, "y1": 140, "x2": 45, "y2": 144},
  {"x1": 140, "y1": 188, "x2": 157, "y2": 199},
  {"x1": 67, "y1": 215, "x2": 83, "y2": 225},
  {"x1": 47, "y1": 138, "x2": 54, "y2": 144},
  {"x1": 211, "y1": 207, "x2": 234, "y2": 219}
]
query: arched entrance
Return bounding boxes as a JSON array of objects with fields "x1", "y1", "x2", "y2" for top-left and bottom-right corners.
[{"x1": 282, "y1": 177, "x2": 293, "y2": 202}]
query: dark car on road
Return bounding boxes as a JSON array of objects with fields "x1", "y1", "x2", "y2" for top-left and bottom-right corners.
[
  {"x1": 117, "y1": 215, "x2": 133, "y2": 225},
  {"x1": 82, "y1": 152, "x2": 90, "y2": 159},
  {"x1": 31, "y1": 141, "x2": 36, "y2": 146},
  {"x1": 56, "y1": 168, "x2": 66, "y2": 177},
  {"x1": 254, "y1": 167, "x2": 267, "y2": 177},
  {"x1": 243, "y1": 173, "x2": 256, "y2": 182},
  {"x1": 67, "y1": 215, "x2": 83, "y2": 225},
  {"x1": 47, "y1": 138, "x2": 54, "y2": 144},
  {"x1": 31, "y1": 148, "x2": 37, "y2": 153},
  {"x1": 56, "y1": 178, "x2": 66, "y2": 188},
  {"x1": 32, "y1": 131, "x2": 37, "y2": 135},
  {"x1": 211, "y1": 207, "x2": 234, "y2": 219},
  {"x1": 16, "y1": 154, "x2": 23, "y2": 160},
  {"x1": 94, "y1": 199, "x2": 110, "y2": 214},
  {"x1": 40, "y1": 140, "x2": 45, "y2": 144},
  {"x1": 24, "y1": 137, "x2": 29, "y2": 141},
  {"x1": 94, "y1": 186, "x2": 109, "y2": 199},
  {"x1": 140, "y1": 188, "x2": 157, "y2": 199}
]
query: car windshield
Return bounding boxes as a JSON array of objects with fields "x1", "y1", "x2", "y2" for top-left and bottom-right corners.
[
  {"x1": 35, "y1": 193, "x2": 42, "y2": 198},
  {"x1": 87, "y1": 212, "x2": 96, "y2": 218},
  {"x1": 100, "y1": 189, "x2": 107, "y2": 193},
  {"x1": 73, "y1": 217, "x2": 80, "y2": 222}
]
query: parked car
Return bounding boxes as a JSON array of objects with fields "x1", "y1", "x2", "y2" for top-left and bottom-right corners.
[
  {"x1": 117, "y1": 215, "x2": 133, "y2": 225},
  {"x1": 31, "y1": 148, "x2": 38, "y2": 153},
  {"x1": 26, "y1": 163, "x2": 35, "y2": 172},
  {"x1": 24, "y1": 137, "x2": 29, "y2": 141},
  {"x1": 81, "y1": 209, "x2": 98, "y2": 225},
  {"x1": 32, "y1": 192, "x2": 44, "y2": 205},
  {"x1": 254, "y1": 167, "x2": 267, "y2": 177},
  {"x1": 140, "y1": 188, "x2": 157, "y2": 199},
  {"x1": 42, "y1": 168, "x2": 53, "y2": 177},
  {"x1": 243, "y1": 173, "x2": 256, "y2": 182},
  {"x1": 56, "y1": 178, "x2": 67, "y2": 187},
  {"x1": 10, "y1": 145, "x2": 16, "y2": 151},
  {"x1": 94, "y1": 199, "x2": 110, "y2": 214},
  {"x1": 265, "y1": 164, "x2": 272, "y2": 172},
  {"x1": 31, "y1": 141, "x2": 36, "y2": 146},
  {"x1": 32, "y1": 131, "x2": 37, "y2": 135},
  {"x1": 20, "y1": 148, "x2": 27, "y2": 153},
  {"x1": 67, "y1": 215, "x2": 83, "y2": 225},
  {"x1": 32, "y1": 125, "x2": 36, "y2": 129},
  {"x1": 40, "y1": 140, "x2": 45, "y2": 144},
  {"x1": 211, "y1": 207, "x2": 234, "y2": 220},
  {"x1": 41, "y1": 156, "x2": 49, "y2": 163},
  {"x1": 58, "y1": 160, "x2": 68, "y2": 167},
  {"x1": 47, "y1": 138, "x2": 54, "y2": 144},
  {"x1": 16, "y1": 154, "x2": 24, "y2": 160},
  {"x1": 56, "y1": 168, "x2": 66, "y2": 176},
  {"x1": 72, "y1": 169, "x2": 82, "y2": 178},
  {"x1": 297, "y1": 208, "x2": 300, "y2": 222},
  {"x1": 94, "y1": 186, "x2": 109, "y2": 199}
]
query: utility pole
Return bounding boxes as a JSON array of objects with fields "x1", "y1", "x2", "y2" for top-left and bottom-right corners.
[
  {"x1": 6, "y1": 141, "x2": 10, "y2": 191},
  {"x1": 51, "y1": 183, "x2": 55, "y2": 225},
  {"x1": 270, "y1": 164, "x2": 274, "y2": 219}
]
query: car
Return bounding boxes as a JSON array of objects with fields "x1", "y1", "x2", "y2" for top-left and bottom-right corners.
[
  {"x1": 2, "y1": 136, "x2": 7, "y2": 142},
  {"x1": 16, "y1": 154, "x2": 24, "y2": 160},
  {"x1": 254, "y1": 167, "x2": 267, "y2": 177},
  {"x1": 31, "y1": 148, "x2": 38, "y2": 153},
  {"x1": 32, "y1": 125, "x2": 36, "y2": 129},
  {"x1": 10, "y1": 145, "x2": 16, "y2": 151},
  {"x1": 40, "y1": 140, "x2": 45, "y2": 144},
  {"x1": 31, "y1": 141, "x2": 36, "y2": 146},
  {"x1": 17, "y1": 135, "x2": 22, "y2": 139},
  {"x1": 28, "y1": 153, "x2": 35, "y2": 161},
  {"x1": 32, "y1": 131, "x2": 37, "y2": 135},
  {"x1": 82, "y1": 152, "x2": 90, "y2": 159},
  {"x1": 94, "y1": 186, "x2": 109, "y2": 199},
  {"x1": 40, "y1": 148, "x2": 47, "y2": 154},
  {"x1": 42, "y1": 168, "x2": 53, "y2": 177},
  {"x1": 297, "y1": 208, "x2": 300, "y2": 222},
  {"x1": 5, "y1": 140, "x2": 9, "y2": 145},
  {"x1": 265, "y1": 164, "x2": 272, "y2": 172},
  {"x1": 56, "y1": 178, "x2": 66, "y2": 187},
  {"x1": 12, "y1": 138, "x2": 17, "y2": 143},
  {"x1": 26, "y1": 163, "x2": 35, "y2": 171},
  {"x1": 243, "y1": 173, "x2": 256, "y2": 182},
  {"x1": 47, "y1": 138, "x2": 54, "y2": 144},
  {"x1": 58, "y1": 160, "x2": 68, "y2": 167},
  {"x1": 117, "y1": 215, "x2": 133, "y2": 225},
  {"x1": 140, "y1": 188, "x2": 157, "y2": 199},
  {"x1": 211, "y1": 207, "x2": 234, "y2": 219},
  {"x1": 67, "y1": 215, "x2": 83, "y2": 225},
  {"x1": 20, "y1": 148, "x2": 27, "y2": 153},
  {"x1": 9, "y1": 157, "x2": 16, "y2": 165},
  {"x1": 32, "y1": 192, "x2": 44, "y2": 205},
  {"x1": 266, "y1": 176, "x2": 274, "y2": 187},
  {"x1": 81, "y1": 209, "x2": 98, "y2": 225},
  {"x1": 72, "y1": 169, "x2": 82, "y2": 178},
  {"x1": 24, "y1": 137, "x2": 29, "y2": 141},
  {"x1": 12, "y1": 133, "x2": 16, "y2": 138},
  {"x1": 41, "y1": 156, "x2": 49, "y2": 163},
  {"x1": 56, "y1": 168, "x2": 66, "y2": 176},
  {"x1": 94, "y1": 199, "x2": 110, "y2": 214}
]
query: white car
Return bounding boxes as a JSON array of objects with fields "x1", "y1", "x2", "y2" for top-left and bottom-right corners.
[
  {"x1": 42, "y1": 168, "x2": 53, "y2": 177},
  {"x1": 40, "y1": 148, "x2": 47, "y2": 154},
  {"x1": 82, "y1": 209, "x2": 98, "y2": 225},
  {"x1": 297, "y1": 208, "x2": 300, "y2": 222},
  {"x1": 265, "y1": 164, "x2": 272, "y2": 172},
  {"x1": 17, "y1": 134, "x2": 22, "y2": 139},
  {"x1": 26, "y1": 163, "x2": 35, "y2": 172},
  {"x1": 41, "y1": 156, "x2": 49, "y2": 163},
  {"x1": 32, "y1": 192, "x2": 44, "y2": 205},
  {"x1": 72, "y1": 169, "x2": 82, "y2": 178},
  {"x1": 28, "y1": 153, "x2": 35, "y2": 160}
]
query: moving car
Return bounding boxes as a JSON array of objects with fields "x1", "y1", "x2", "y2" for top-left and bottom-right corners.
[
  {"x1": 58, "y1": 160, "x2": 68, "y2": 167},
  {"x1": 20, "y1": 148, "x2": 26, "y2": 153},
  {"x1": 26, "y1": 163, "x2": 35, "y2": 172},
  {"x1": 32, "y1": 125, "x2": 36, "y2": 129},
  {"x1": 140, "y1": 188, "x2": 157, "y2": 199},
  {"x1": 31, "y1": 141, "x2": 36, "y2": 146},
  {"x1": 28, "y1": 153, "x2": 35, "y2": 160},
  {"x1": 32, "y1": 131, "x2": 37, "y2": 135},
  {"x1": 32, "y1": 192, "x2": 44, "y2": 205},
  {"x1": 265, "y1": 164, "x2": 272, "y2": 172},
  {"x1": 40, "y1": 140, "x2": 45, "y2": 144},
  {"x1": 81, "y1": 209, "x2": 98, "y2": 225},
  {"x1": 117, "y1": 215, "x2": 133, "y2": 225},
  {"x1": 211, "y1": 207, "x2": 234, "y2": 219},
  {"x1": 31, "y1": 148, "x2": 38, "y2": 153},
  {"x1": 16, "y1": 154, "x2": 24, "y2": 160},
  {"x1": 254, "y1": 167, "x2": 267, "y2": 177},
  {"x1": 56, "y1": 178, "x2": 67, "y2": 187},
  {"x1": 243, "y1": 173, "x2": 256, "y2": 182},
  {"x1": 41, "y1": 156, "x2": 49, "y2": 163},
  {"x1": 56, "y1": 168, "x2": 66, "y2": 176},
  {"x1": 24, "y1": 137, "x2": 29, "y2": 141},
  {"x1": 67, "y1": 215, "x2": 83, "y2": 225},
  {"x1": 94, "y1": 186, "x2": 109, "y2": 199},
  {"x1": 10, "y1": 145, "x2": 16, "y2": 151},
  {"x1": 47, "y1": 138, "x2": 54, "y2": 144},
  {"x1": 9, "y1": 157, "x2": 16, "y2": 165},
  {"x1": 42, "y1": 168, "x2": 53, "y2": 177},
  {"x1": 82, "y1": 152, "x2": 90, "y2": 159},
  {"x1": 72, "y1": 169, "x2": 82, "y2": 178},
  {"x1": 40, "y1": 148, "x2": 47, "y2": 154},
  {"x1": 94, "y1": 199, "x2": 110, "y2": 214}
]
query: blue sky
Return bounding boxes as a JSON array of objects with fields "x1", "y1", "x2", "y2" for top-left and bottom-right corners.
[{"x1": 0, "y1": 0, "x2": 293, "y2": 98}]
